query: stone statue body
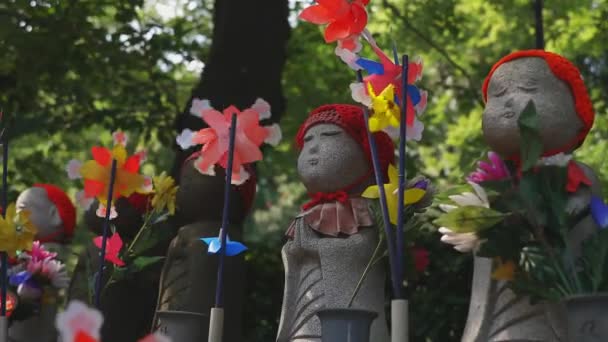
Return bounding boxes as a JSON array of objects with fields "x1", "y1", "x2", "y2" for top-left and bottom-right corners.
[
  {"x1": 462, "y1": 55, "x2": 601, "y2": 342},
  {"x1": 277, "y1": 122, "x2": 389, "y2": 342},
  {"x1": 153, "y1": 159, "x2": 250, "y2": 342}
]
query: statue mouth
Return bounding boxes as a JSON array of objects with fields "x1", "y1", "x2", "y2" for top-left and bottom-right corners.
[
  {"x1": 501, "y1": 111, "x2": 516, "y2": 119},
  {"x1": 308, "y1": 158, "x2": 319, "y2": 166}
]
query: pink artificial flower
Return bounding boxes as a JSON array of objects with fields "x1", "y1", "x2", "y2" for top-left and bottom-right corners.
[
  {"x1": 56, "y1": 300, "x2": 104, "y2": 342},
  {"x1": 92, "y1": 233, "x2": 125, "y2": 267},
  {"x1": 179, "y1": 99, "x2": 281, "y2": 185},
  {"x1": 467, "y1": 151, "x2": 510, "y2": 183},
  {"x1": 25, "y1": 241, "x2": 57, "y2": 262}
]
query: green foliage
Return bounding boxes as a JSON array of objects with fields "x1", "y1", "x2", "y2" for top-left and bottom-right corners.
[
  {"x1": 517, "y1": 101, "x2": 543, "y2": 171},
  {"x1": 434, "y1": 205, "x2": 505, "y2": 233}
]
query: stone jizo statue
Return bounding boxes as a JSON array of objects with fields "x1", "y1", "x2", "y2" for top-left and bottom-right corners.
[{"x1": 277, "y1": 104, "x2": 391, "y2": 342}]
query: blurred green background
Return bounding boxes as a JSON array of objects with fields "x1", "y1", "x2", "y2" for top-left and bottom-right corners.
[{"x1": 0, "y1": 0, "x2": 607, "y2": 341}]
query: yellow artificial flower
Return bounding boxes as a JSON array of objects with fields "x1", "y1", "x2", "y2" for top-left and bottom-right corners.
[
  {"x1": 361, "y1": 164, "x2": 426, "y2": 224},
  {"x1": 0, "y1": 204, "x2": 37, "y2": 256},
  {"x1": 151, "y1": 172, "x2": 178, "y2": 215},
  {"x1": 492, "y1": 258, "x2": 516, "y2": 281},
  {"x1": 368, "y1": 83, "x2": 401, "y2": 133},
  {"x1": 80, "y1": 144, "x2": 148, "y2": 205}
]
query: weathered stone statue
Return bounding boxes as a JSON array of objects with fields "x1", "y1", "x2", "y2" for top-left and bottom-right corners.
[
  {"x1": 10, "y1": 184, "x2": 76, "y2": 342},
  {"x1": 277, "y1": 104, "x2": 391, "y2": 342},
  {"x1": 152, "y1": 156, "x2": 255, "y2": 342},
  {"x1": 447, "y1": 50, "x2": 600, "y2": 341}
]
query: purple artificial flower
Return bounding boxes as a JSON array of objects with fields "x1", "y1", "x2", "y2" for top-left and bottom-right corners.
[{"x1": 467, "y1": 151, "x2": 510, "y2": 183}]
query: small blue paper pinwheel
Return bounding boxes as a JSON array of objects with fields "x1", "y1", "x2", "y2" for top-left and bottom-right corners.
[
  {"x1": 200, "y1": 235, "x2": 248, "y2": 256},
  {"x1": 590, "y1": 195, "x2": 608, "y2": 229}
]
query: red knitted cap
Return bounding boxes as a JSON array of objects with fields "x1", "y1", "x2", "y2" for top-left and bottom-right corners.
[
  {"x1": 482, "y1": 50, "x2": 595, "y2": 154},
  {"x1": 33, "y1": 184, "x2": 76, "y2": 239},
  {"x1": 296, "y1": 104, "x2": 395, "y2": 180}
]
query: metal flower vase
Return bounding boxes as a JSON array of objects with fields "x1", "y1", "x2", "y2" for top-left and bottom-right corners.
[
  {"x1": 565, "y1": 294, "x2": 608, "y2": 342},
  {"x1": 155, "y1": 310, "x2": 206, "y2": 342},
  {"x1": 317, "y1": 308, "x2": 377, "y2": 342}
]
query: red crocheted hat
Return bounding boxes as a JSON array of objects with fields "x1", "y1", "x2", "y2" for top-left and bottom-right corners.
[
  {"x1": 296, "y1": 104, "x2": 395, "y2": 180},
  {"x1": 33, "y1": 184, "x2": 76, "y2": 239},
  {"x1": 482, "y1": 50, "x2": 595, "y2": 154}
]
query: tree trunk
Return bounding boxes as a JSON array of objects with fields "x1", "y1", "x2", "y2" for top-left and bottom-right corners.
[{"x1": 156, "y1": 1, "x2": 289, "y2": 341}]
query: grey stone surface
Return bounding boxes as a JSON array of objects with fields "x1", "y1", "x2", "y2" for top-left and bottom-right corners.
[
  {"x1": 463, "y1": 56, "x2": 602, "y2": 342},
  {"x1": 278, "y1": 123, "x2": 388, "y2": 342},
  {"x1": 16, "y1": 187, "x2": 63, "y2": 241}
]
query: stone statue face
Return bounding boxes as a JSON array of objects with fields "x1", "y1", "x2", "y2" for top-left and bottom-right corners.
[
  {"x1": 482, "y1": 57, "x2": 583, "y2": 157},
  {"x1": 16, "y1": 187, "x2": 62, "y2": 239},
  {"x1": 297, "y1": 123, "x2": 370, "y2": 194}
]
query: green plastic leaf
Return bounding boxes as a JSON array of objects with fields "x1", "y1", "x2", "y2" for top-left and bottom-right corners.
[
  {"x1": 131, "y1": 256, "x2": 165, "y2": 273},
  {"x1": 434, "y1": 206, "x2": 506, "y2": 233},
  {"x1": 130, "y1": 226, "x2": 174, "y2": 256},
  {"x1": 517, "y1": 101, "x2": 543, "y2": 171}
]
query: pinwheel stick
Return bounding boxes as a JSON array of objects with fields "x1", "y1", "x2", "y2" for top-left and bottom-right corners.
[
  {"x1": 1, "y1": 138, "x2": 8, "y2": 317},
  {"x1": 396, "y1": 54, "x2": 409, "y2": 295},
  {"x1": 94, "y1": 159, "x2": 118, "y2": 308},
  {"x1": 215, "y1": 113, "x2": 237, "y2": 308},
  {"x1": 357, "y1": 71, "x2": 401, "y2": 299}
]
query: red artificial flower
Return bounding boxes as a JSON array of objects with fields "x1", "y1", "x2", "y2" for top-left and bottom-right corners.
[
  {"x1": 93, "y1": 232, "x2": 125, "y2": 267},
  {"x1": 299, "y1": 0, "x2": 370, "y2": 43},
  {"x1": 127, "y1": 192, "x2": 152, "y2": 214},
  {"x1": 412, "y1": 247, "x2": 430, "y2": 273},
  {"x1": 75, "y1": 331, "x2": 98, "y2": 342}
]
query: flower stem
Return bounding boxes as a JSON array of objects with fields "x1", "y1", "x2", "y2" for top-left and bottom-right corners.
[{"x1": 348, "y1": 234, "x2": 385, "y2": 308}]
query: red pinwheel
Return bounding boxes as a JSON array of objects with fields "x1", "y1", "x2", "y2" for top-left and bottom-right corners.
[{"x1": 299, "y1": 0, "x2": 370, "y2": 46}]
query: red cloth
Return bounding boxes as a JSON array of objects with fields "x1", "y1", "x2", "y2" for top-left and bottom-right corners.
[
  {"x1": 566, "y1": 161, "x2": 592, "y2": 193},
  {"x1": 302, "y1": 191, "x2": 349, "y2": 211},
  {"x1": 482, "y1": 50, "x2": 595, "y2": 155}
]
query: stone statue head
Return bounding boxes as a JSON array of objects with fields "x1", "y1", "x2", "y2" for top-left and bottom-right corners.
[
  {"x1": 482, "y1": 50, "x2": 595, "y2": 157},
  {"x1": 16, "y1": 184, "x2": 75, "y2": 243},
  {"x1": 295, "y1": 104, "x2": 394, "y2": 194}
]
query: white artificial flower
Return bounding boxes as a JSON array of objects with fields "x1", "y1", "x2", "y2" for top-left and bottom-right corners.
[
  {"x1": 538, "y1": 153, "x2": 572, "y2": 167},
  {"x1": 96, "y1": 204, "x2": 118, "y2": 220},
  {"x1": 75, "y1": 191, "x2": 94, "y2": 211},
  {"x1": 350, "y1": 82, "x2": 371, "y2": 107},
  {"x1": 194, "y1": 156, "x2": 216, "y2": 177},
  {"x1": 140, "y1": 175, "x2": 153, "y2": 193},
  {"x1": 252, "y1": 98, "x2": 272, "y2": 120},
  {"x1": 56, "y1": 300, "x2": 104, "y2": 342},
  {"x1": 264, "y1": 124, "x2": 282, "y2": 146},
  {"x1": 437, "y1": 181, "x2": 488, "y2": 253},
  {"x1": 176, "y1": 129, "x2": 195, "y2": 150},
  {"x1": 112, "y1": 131, "x2": 128, "y2": 147},
  {"x1": 190, "y1": 98, "x2": 211, "y2": 117},
  {"x1": 335, "y1": 46, "x2": 362, "y2": 70},
  {"x1": 231, "y1": 166, "x2": 250, "y2": 186},
  {"x1": 134, "y1": 149, "x2": 148, "y2": 163},
  {"x1": 66, "y1": 159, "x2": 82, "y2": 180}
]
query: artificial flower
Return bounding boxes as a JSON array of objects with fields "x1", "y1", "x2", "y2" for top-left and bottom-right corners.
[
  {"x1": 335, "y1": 45, "x2": 363, "y2": 70},
  {"x1": 92, "y1": 232, "x2": 125, "y2": 267},
  {"x1": 467, "y1": 151, "x2": 510, "y2": 183},
  {"x1": 361, "y1": 164, "x2": 426, "y2": 224},
  {"x1": 353, "y1": 46, "x2": 427, "y2": 124},
  {"x1": 178, "y1": 98, "x2": 281, "y2": 185},
  {"x1": 25, "y1": 258, "x2": 70, "y2": 288},
  {"x1": 95, "y1": 204, "x2": 118, "y2": 220},
  {"x1": 437, "y1": 182, "x2": 489, "y2": 252},
  {"x1": 367, "y1": 83, "x2": 400, "y2": 132},
  {"x1": 66, "y1": 159, "x2": 83, "y2": 180},
  {"x1": 24, "y1": 240, "x2": 57, "y2": 262},
  {"x1": 112, "y1": 130, "x2": 128, "y2": 147},
  {"x1": 201, "y1": 234, "x2": 248, "y2": 256},
  {"x1": 0, "y1": 204, "x2": 37, "y2": 257},
  {"x1": 151, "y1": 172, "x2": 178, "y2": 215},
  {"x1": 77, "y1": 133, "x2": 149, "y2": 208},
  {"x1": 492, "y1": 258, "x2": 516, "y2": 281},
  {"x1": 127, "y1": 192, "x2": 152, "y2": 215},
  {"x1": 56, "y1": 300, "x2": 104, "y2": 342},
  {"x1": 299, "y1": 0, "x2": 369, "y2": 47},
  {"x1": 406, "y1": 177, "x2": 435, "y2": 212},
  {"x1": 75, "y1": 190, "x2": 94, "y2": 211},
  {"x1": 75, "y1": 332, "x2": 97, "y2": 342},
  {"x1": 412, "y1": 247, "x2": 430, "y2": 273}
]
